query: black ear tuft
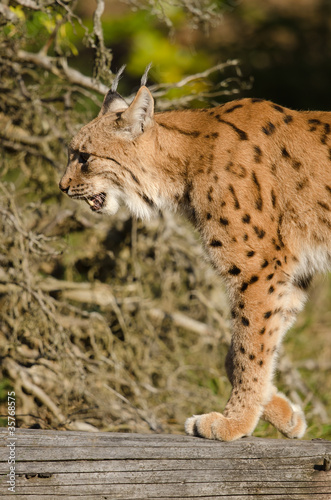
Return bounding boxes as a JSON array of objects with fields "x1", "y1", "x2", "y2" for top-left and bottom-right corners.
[
  {"x1": 111, "y1": 64, "x2": 126, "y2": 92},
  {"x1": 98, "y1": 65, "x2": 128, "y2": 116},
  {"x1": 140, "y1": 63, "x2": 152, "y2": 87}
]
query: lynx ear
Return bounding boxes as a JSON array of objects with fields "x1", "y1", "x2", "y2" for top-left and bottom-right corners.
[
  {"x1": 98, "y1": 91, "x2": 129, "y2": 116},
  {"x1": 98, "y1": 65, "x2": 128, "y2": 116},
  {"x1": 120, "y1": 86, "x2": 154, "y2": 137}
]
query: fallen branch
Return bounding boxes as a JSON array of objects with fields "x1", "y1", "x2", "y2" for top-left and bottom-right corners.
[
  {"x1": 148, "y1": 307, "x2": 230, "y2": 344},
  {"x1": 3, "y1": 358, "x2": 98, "y2": 431},
  {"x1": 16, "y1": 50, "x2": 109, "y2": 94},
  {"x1": 37, "y1": 277, "x2": 229, "y2": 342}
]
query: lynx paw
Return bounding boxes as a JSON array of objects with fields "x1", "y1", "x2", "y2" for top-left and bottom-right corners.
[
  {"x1": 185, "y1": 411, "x2": 254, "y2": 441},
  {"x1": 262, "y1": 391, "x2": 307, "y2": 439},
  {"x1": 285, "y1": 404, "x2": 307, "y2": 438}
]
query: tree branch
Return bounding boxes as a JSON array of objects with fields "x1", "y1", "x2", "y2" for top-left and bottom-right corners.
[{"x1": 16, "y1": 50, "x2": 109, "y2": 94}]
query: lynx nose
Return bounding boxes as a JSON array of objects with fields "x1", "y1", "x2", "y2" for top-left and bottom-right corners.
[{"x1": 59, "y1": 177, "x2": 71, "y2": 194}]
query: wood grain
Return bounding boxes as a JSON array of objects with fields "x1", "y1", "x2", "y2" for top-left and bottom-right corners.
[{"x1": 0, "y1": 429, "x2": 330, "y2": 499}]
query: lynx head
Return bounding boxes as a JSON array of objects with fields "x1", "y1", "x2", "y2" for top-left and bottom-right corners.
[{"x1": 59, "y1": 69, "x2": 161, "y2": 219}]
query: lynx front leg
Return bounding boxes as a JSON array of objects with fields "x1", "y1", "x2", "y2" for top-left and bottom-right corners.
[
  {"x1": 185, "y1": 341, "x2": 274, "y2": 440},
  {"x1": 225, "y1": 350, "x2": 307, "y2": 439},
  {"x1": 186, "y1": 275, "x2": 299, "y2": 441}
]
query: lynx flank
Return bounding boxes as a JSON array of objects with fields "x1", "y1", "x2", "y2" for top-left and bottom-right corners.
[{"x1": 59, "y1": 76, "x2": 331, "y2": 441}]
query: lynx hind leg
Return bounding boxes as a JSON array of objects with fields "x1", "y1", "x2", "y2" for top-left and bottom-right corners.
[
  {"x1": 261, "y1": 281, "x2": 308, "y2": 438},
  {"x1": 262, "y1": 389, "x2": 307, "y2": 438}
]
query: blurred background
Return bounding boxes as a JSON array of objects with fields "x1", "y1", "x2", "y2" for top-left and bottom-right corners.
[
  {"x1": 0, "y1": 0, "x2": 330, "y2": 439},
  {"x1": 74, "y1": 0, "x2": 331, "y2": 110}
]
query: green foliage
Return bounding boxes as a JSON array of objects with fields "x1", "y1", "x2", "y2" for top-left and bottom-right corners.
[
  {"x1": 0, "y1": 379, "x2": 13, "y2": 427},
  {"x1": 0, "y1": 379, "x2": 13, "y2": 403},
  {"x1": 5, "y1": 5, "x2": 77, "y2": 56},
  {"x1": 62, "y1": 9, "x2": 217, "y2": 89}
]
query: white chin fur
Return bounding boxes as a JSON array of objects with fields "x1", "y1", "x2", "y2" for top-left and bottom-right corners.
[
  {"x1": 125, "y1": 196, "x2": 154, "y2": 220},
  {"x1": 102, "y1": 193, "x2": 120, "y2": 215},
  {"x1": 100, "y1": 188, "x2": 157, "y2": 219}
]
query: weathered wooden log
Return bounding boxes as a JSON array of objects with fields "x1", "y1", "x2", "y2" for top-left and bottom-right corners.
[{"x1": 0, "y1": 429, "x2": 330, "y2": 499}]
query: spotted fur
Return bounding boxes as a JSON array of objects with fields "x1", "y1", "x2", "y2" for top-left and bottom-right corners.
[{"x1": 60, "y1": 85, "x2": 331, "y2": 441}]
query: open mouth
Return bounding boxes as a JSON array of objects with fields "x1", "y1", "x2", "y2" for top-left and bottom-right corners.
[{"x1": 85, "y1": 193, "x2": 106, "y2": 212}]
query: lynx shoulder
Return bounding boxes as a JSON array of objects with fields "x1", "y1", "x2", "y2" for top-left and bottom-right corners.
[{"x1": 60, "y1": 82, "x2": 331, "y2": 441}]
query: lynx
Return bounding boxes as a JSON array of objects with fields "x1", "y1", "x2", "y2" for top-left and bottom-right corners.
[{"x1": 59, "y1": 71, "x2": 331, "y2": 441}]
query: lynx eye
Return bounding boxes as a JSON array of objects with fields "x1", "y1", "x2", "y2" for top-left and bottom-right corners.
[{"x1": 78, "y1": 152, "x2": 90, "y2": 164}]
